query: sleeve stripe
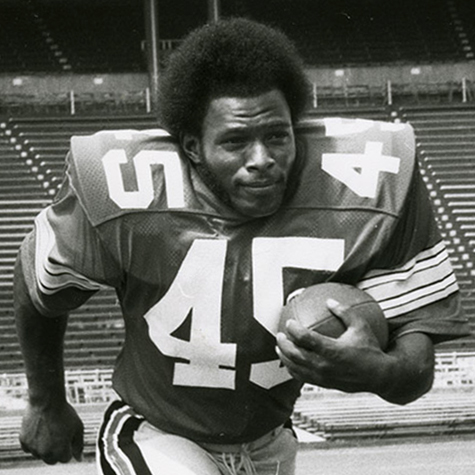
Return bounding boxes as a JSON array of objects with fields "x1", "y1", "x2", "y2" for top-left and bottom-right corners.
[
  {"x1": 35, "y1": 209, "x2": 105, "y2": 295},
  {"x1": 357, "y1": 241, "x2": 459, "y2": 319},
  {"x1": 373, "y1": 274, "x2": 458, "y2": 319},
  {"x1": 358, "y1": 241, "x2": 447, "y2": 287}
]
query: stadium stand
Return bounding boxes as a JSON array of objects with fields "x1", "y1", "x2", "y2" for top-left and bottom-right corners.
[
  {"x1": 0, "y1": 0, "x2": 145, "y2": 74},
  {"x1": 0, "y1": 115, "x2": 157, "y2": 376},
  {"x1": 0, "y1": 125, "x2": 49, "y2": 374},
  {"x1": 0, "y1": 0, "x2": 474, "y2": 75},
  {"x1": 223, "y1": 0, "x2": 470, "y2": 66},
  {"x1": 33, "y1": 1, "x2": 146, "y2": 73},
  {"x1": 398, "y1": 104, "x2": 475, "y2": 349},
  {"x1": 292, "y1": 389, "x2": 475, "y2": 440},
  {"x1": 0, "y1": 0, "x2": 62, "y2": 73},
  {"x1": 1, "y1": 106, "x2": 474, "y2": 368}
]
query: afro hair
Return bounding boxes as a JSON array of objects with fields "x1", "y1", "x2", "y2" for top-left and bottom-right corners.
[{"x1": 157, "y1": 18, "x2": 311, "y2": 137}]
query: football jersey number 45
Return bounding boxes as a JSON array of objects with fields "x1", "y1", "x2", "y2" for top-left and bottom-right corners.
[{"x1": 145, "y1": 237, "x2": 344, "y2": 391}]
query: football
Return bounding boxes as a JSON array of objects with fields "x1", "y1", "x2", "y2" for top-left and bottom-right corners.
[{"x1": 279, "y1": 282, "x2": 388, "y2": 349}]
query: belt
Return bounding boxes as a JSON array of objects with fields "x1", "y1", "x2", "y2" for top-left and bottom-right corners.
[{"x1": 198, "y1": 425, "x2": 284, "y2": 453}]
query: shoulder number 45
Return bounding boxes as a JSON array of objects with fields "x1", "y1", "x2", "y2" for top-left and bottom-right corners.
[{"x1": 101, "y1": 144, "x2": 400, "y2": 209}]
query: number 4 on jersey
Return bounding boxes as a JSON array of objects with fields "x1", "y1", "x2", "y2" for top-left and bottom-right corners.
[{"x1": 322, "y1": 141, "x2": 400, "y2": 198}]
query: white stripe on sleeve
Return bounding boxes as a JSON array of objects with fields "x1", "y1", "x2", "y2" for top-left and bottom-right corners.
[
  {"x1": 357, "y1": 241, "x2": 459, "y2": 319},
  {"x1": 34, "y1": 209, "x2": 106, "y2": 295}
]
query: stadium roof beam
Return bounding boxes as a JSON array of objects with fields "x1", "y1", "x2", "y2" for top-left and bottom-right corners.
[
  {"x1": 144, "y1": 0, "x2": 160, "y2": 109},
  {"x1": 144, "y1": 0, "x2": 220, "y2": 110},
  {"x1": 208, "y1": 0, "x2": 221, "y2": 23}
]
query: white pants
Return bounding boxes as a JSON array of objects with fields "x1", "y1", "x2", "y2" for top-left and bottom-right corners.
[{"x1": 96, "y1": 401, "x2": 298, "y2": 475}]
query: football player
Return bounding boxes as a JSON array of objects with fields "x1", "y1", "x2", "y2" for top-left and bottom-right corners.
[{"x1": 14, "y1": 18, "x2": 470, "y2": 475}]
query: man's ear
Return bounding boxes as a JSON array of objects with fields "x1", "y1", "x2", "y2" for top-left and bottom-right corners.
[{"x1": 181, "y1": 133, "x2": 201, "y2": 165}]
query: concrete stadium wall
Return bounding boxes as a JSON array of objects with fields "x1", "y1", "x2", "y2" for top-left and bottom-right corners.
[
  {"x1": 0, "y1": 73, "x2": 149, "y2": 96},
  {"x1": 306, "y1": 61, "x2": 475, "y2": 88},
  {"x1": 0, "y1": 62, "x2": 473, "y2": 98}
]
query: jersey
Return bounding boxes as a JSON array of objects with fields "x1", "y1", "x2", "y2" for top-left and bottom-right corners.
[{"x1": 20, "y1": 118, "x2": 470, "y2": 444}]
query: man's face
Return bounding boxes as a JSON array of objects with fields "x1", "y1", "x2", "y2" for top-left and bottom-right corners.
[{"x1": 184, "y1": 89, "x2": 296, "y2": 218}]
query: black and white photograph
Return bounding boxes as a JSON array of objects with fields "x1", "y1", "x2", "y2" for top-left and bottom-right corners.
[{"x1": 0, "y1": 1, "x2": 474, "y2": 474}]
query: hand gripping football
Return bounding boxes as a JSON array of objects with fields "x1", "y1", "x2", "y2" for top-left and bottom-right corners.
[{"x1": 279, "y1": 283, "x2": 388, "y2": 349}]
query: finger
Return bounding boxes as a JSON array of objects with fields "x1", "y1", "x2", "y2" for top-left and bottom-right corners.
[
  {"x1": 276, "y1": 338, "x2": 322, "y2": 383},
  {"x1": 327, "y1": 297, "x2": 367, "y2": 331},
  {"x1": 30, "y1": 451, "x2": 41, "y2": 460},
  {"x1": 276, "y1": 332, "x2": 319, "y2": 367},
  {"x1": 72, "y1": 429, "x2": 84, "y2": 462},
  {"x1": 275, "y1": 340, "x2": 291, "y2": 366},
  {"x1": 327, "y1": 298, "x2": 382, "y2": 344},
  {"x1": 20, "y1": 439, "x2": 32, "y2": 455},
  {"x1": 56, "y1": 446, "x2": 74, "y2": 464},
  {"x1": 326, "y1": 297, "x2": 349, "y2": 319},
  {"x1": 327, "y1": 298, "x2": 372, "y2": 326},
  {"x1": 43, "y1": 453, "x2": 60, "y2": 465},
  {"x1": 20, "y1": 440, "x2": 42, "y2": 461},
  {"x1": 285, "y1": 319, "x2": 333, "y2": 352},
  {"x1": 275, "y1": 342, "x2": 304, "y2": 380}
]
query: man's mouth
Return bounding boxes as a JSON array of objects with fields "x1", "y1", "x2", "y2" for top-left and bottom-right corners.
[
  {"x1": 243, "y1": 180, "x2": 277, "y2": 189},
  {"x1": 241, "y1": 180, "x2": 280, "y2": 193}
]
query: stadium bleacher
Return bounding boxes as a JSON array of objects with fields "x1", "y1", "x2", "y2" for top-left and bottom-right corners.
[
  {"x1": 1, "y1": 0, "x2": 474, "y2": 76},
  {"x1": 223, "y1": 0, "x2": 470, "y2": 66},
  {"x1": 398, "y1": 104, "x2": 475, "y2": 348},
  {"x1": 34, "y1": 1, "x2": 146, "y2": 73},
  {"x1": 1, "y1": 104, "x2": 474, "y2": 370},
  {"x1": 0, "y1": 0, "x2": 474, "y2": 459},
  {"x1": 0, "y1": 0, "x2": 62, "y2": 73}
]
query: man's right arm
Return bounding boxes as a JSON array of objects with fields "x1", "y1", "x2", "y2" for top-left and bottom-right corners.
[{"x1": 14, "y1": 255, "x2": 84, "y2": 464}]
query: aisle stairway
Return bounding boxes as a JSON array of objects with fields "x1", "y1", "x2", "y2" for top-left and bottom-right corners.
[{"x1": 399, "y1": 104, "x2": 475, "y2": 349}]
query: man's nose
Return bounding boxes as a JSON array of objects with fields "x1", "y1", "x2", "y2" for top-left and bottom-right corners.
[{"x1": 245, "y1": 141, "x2": 275, "y2": 172}]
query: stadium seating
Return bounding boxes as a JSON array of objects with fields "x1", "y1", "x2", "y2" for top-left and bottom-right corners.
[
  {"x1": 1, "y1": 105, "x2": 474, "y2": 376},
  {"x1": 237, "y1": 0, "x2": 469, "y2": 66},
  {"x1": 0, "y1": 0, "x2": 145, "y2": 74},
  {"x1": 0, "y1": 116, "x2": 153, "y2": 373},
  {"x1": 292, "y1": 390, "x2": 475, "y2": 440},
  {"x1": 1, "y1": 380, "x2": 474, "y2": 459},
  {"x1": 0, "y1": 0, "x2": 62, "y2": 73},
  {"x1": 0, "y1": 122, "x2": 48, "y2": 370},
  {"x1": 34, "y1": 1, "x2": 145, "y2": 73},
  {"x1": 398, "y1": 104, "x2": 475, "y2": 349},
  {"x1": 1, "y1": 0, "x2": 474, "y2": 74}
]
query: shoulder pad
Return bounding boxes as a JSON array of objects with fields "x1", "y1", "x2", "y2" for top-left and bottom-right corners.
[
  {"x1": 68, "y1": 129, "x2": 187, "y2": 226},
  {"x1": 292, "y1": 117, "x2": 416, "y2": 216}
]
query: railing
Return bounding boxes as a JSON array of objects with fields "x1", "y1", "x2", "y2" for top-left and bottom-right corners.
[{"x1": 1, "y1": 352, "x2": 474, "y2": 409}]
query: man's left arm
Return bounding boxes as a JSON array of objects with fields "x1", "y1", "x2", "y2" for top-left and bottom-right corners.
[
  {"x1": 374, "y1": 331, "x2": 435, "y2": 404},
  {"x1": 276, "y1": 300, "x2": 436, "y2": 405},
  {"x1": 278, "y1": 122, "x2": 471, "y2": 402}
]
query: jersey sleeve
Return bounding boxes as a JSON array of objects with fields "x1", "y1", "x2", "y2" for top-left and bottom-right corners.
[
  {"x1": 20, "y1": 153, "x2": 121, "y2": 317},
  {"x1": 357, "y1": 160, "x2": 470, "y2": 343}
]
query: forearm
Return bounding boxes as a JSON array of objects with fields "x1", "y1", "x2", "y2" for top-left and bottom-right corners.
[
  {"x1": 375, "y1": 332, "x2": 435, "y2": 405},
  {"x1": 14, "y1": 256, "x2": 68, "y2": 407}
]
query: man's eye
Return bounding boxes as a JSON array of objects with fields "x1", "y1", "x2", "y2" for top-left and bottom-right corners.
[
  {"x1": 267, "y1": 132, "x2": 290, "y2": 143},
  {"x1": 223, "y1": 137, "x2": 247, "y2": 148}
]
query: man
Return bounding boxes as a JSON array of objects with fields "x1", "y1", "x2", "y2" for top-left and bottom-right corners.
[{"x1": 15, "y1": 18, "x2": 469, "y2": 475}]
